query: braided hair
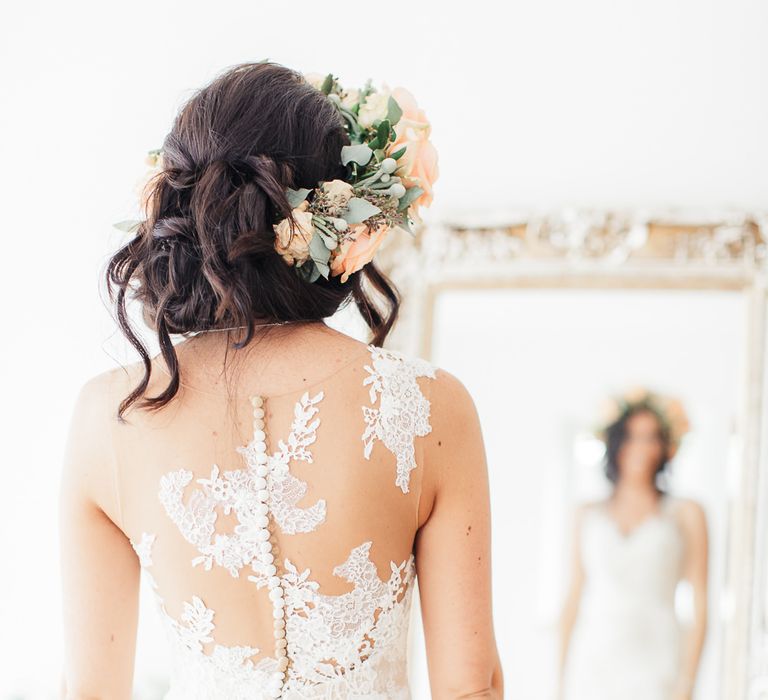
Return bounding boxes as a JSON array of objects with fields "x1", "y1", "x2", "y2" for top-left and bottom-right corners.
[{"x1": 106, "y1": 61, "x2": 400, "y2": 421}]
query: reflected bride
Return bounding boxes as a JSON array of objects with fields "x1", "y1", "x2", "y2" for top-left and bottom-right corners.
[{"x1": 558, "y1": 389, "x2": 708, "y2": 700}]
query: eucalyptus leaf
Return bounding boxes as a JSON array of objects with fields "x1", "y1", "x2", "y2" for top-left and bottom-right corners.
[
  {"x1": 399, "y1": 215, "x2": 413, "y2": 235},
  {"x1": 341, "y1": 144, "x2": 373, "y2": 167},
  {"x1": 343, "y1": 197, "x2": 381, "y2": 224},
  {"x1": 286, "y1": 187, "x2": 311, "y2": 209},
  {"x1": 314, "y1": 225, "x2": 338, "y2": 249},
  {"x1": 367, "y1": 134, "x2": 382, "y2": 151},
  {"x1": 377, "y1": 119, "x2": 390, "y2": 146},
  {"x1": 306, "y1": 234, "x2": 330, "y2": 279},
  {"x1": 309, "y1": 229, "x2": 332, "y2": 265},
  {"x1": 296, "y1": 258, "x2": 317, "y2": 282},
  {"x1": 387, "y1": 95, "x2": 403, "y2": 125},
  {"x1": 389, "y1": 145, "x2": 407, "y2": 161},
  {"x1": 397, "y1": 186, "x2": 424, "y2": 212},
  {"x1": 113, "y1": 219, "x2": 142, "y2": 233},
  {"x1": 320, "y1": 74, "x2": 334, "y2": 95}
]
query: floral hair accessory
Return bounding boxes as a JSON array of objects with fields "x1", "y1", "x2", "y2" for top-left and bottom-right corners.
[
  {"x1": 114, "y1": 72, "x2": 439, "y2": 286},
  {"x1": 592, "y1": 386, "x2": 691, "y2": 460},
  {"x1": 273, "y1": 72, "x2": 438, "y2": 283}
]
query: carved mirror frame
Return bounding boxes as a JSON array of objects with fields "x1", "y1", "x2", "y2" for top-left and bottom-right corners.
[{"x1": 376, "y1": 209, "x2": 768, "y2": 699}]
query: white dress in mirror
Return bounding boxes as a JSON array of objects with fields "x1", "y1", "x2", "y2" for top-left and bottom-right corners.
[{"x1": 561, "y1": 493, "x2": 684, "y2": 699}]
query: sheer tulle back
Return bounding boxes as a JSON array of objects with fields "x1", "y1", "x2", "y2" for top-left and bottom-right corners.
[{"x1": 114, "y1": 342, "x2": 437, "y2": 698}]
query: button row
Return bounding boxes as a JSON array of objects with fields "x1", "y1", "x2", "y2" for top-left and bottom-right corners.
[{"x1": 250, "y1": 395, "x2": 289, "y2": 697}]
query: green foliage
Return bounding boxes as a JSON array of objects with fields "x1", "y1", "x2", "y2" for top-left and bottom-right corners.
[
  {"x1": 396, "y1": 186, "x2": 423, "y2": 212},
  {"x1": 341, "y1": 144, "x2": 374, "y2": 167},
  {"x1": 113, "y1": 220, "x2": 142, "y2": 233},
  {"x1": 286, "y1": 188, "x2": 311, "y2": 208},
  {"x1": 343, "y1": 197, "x2": 381, "y2": 224}
]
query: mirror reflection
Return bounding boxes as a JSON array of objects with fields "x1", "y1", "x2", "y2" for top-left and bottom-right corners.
[{"x1": 424, "y1": 287, "x2": 745, "y2": 699}]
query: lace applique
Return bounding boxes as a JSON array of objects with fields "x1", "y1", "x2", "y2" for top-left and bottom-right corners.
[
  {"x1": 131, "y1": 531, "x2": 155, "y2": 568},
  {"x1": 141, "y1": 373, "x2": 420, "y2": 697},
  {"x1": 361, "y1": 344, "x2": 437, "y2": 493},
  {"x1": 236, "y1": 390, "x2": 326, "y2": 535},
  {"x1": 281, "y1": 542, "x2": 416, "y2": 691},
  {"x1": 130, "y1": 532, "x2": 414, "y2": 698},
  {"x1": 158, "y1": 390, "x2": 327, "y2": 577},
  {"x1": 129, "y1": 534, "x2": 284, "y2": 698}
]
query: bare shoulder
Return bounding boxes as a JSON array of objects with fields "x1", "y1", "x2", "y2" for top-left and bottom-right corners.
[
  {"x1": 418, "y1": 366, "x2": 486, "y2": 485},
  {"x1": 572, "y1": 498, "x2": 607, "y2": 523},
  {"x1": 423, "y1": 365, "x2": 479, "y2": 430},
  {"x1": 70, "y1": 366, "x2": 127, "y2": 423},
  {"x1": 671, "y1": 496, "x2": 708, "y2": 533},
  {"x1": 61, "y1": 367, "x2": 133, "y2": 525},
  {"x1": 426, "y1": 365, "x2": 474, "y2": 402},
  {"x1": 75, "y1": 360, "x2": 157, "y2": 415}
]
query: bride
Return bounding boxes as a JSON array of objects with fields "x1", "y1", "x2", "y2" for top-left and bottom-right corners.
[
  {"x1": 557, "y1": 389, "x2": 708, "y2": 700},
  {"x1": 58, "y1": 61, "x2": 503, "y2": 698}
]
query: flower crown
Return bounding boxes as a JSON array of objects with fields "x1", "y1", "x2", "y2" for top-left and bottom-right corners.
[
  {"x1": 592, "y1": 386, "x2": 691, "y2": 460},
  {"x1": 115, "y1": 72, "x2": 438, "y2": 285}
]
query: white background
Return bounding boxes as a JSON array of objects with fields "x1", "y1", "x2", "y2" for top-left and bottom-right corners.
[{"x1": 1, "y1": 0, "x2": 766, "y2": 697}]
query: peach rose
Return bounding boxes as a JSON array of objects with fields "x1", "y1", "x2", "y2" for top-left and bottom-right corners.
[
  {"x1": 624, "y1": 385, "x2": 649, "y2": 404},
  {"x1": 386, "y1": 86, "x2": 439, "y2": 215},
  {"x1": 273, "y1": 200, "x2": 315, "y2": 266},
  {"x1": 390, "y1": 86, "x2": 431, "y2": 142},
  {"x1": 392, "y1": 141, "x2": 439, "y2": 221},
  {"x1": 330, "y1": 223, "x2": 390, "y2": 283}
]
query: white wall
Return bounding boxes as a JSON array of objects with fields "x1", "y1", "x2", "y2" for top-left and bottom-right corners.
[{"x1": 1, "y1": 0, "x2": 765, "y2": 696}]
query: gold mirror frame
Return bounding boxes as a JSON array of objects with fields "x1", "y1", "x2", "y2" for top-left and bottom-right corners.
[{"x1": 376, "y1": 209, "x2": 768, "y2": 699}]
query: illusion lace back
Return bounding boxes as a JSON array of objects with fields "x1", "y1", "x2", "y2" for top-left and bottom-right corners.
[
  {"x1": 562, "y1": 495, "x2": 685, "y2": 700},
  {"x1": 117, "y1": 343, "x2": 438, "y2": 699}
]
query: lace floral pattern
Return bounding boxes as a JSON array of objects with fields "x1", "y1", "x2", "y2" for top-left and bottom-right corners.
[
  {"x1": 130, "y1": 532, "x2": 415, "y2": 699},
  {"x1": 281, "y1": 542, "x2": 416, "y2": 695},
  {"x1": 132, "y1": 345, "x2": 436, "y2": 697},
  {"x1": 158, "y1": 391, "x2": 327, "y2": 577},
  {"x1": 361, "y1": 344, "x2": 437, "y2": 493},
  {"x1": 129, "y1": 534, "x2": 283, "y2": 699},
  {"x1": 236, "y1": 390, "x2": 326, "y2": 536}
]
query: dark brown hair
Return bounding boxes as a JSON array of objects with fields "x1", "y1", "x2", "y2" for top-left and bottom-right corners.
[
  {"x1": 106, "y1": 60, "x2": 400, "y2": 421},
  {"x1": 603, "y1": 405, "x2": 672, "y2": 493}
]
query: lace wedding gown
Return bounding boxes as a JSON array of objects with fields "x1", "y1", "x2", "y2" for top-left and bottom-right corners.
[
  {"x1": 118, "y1": 343, "x2": 438, "y2": 699},
  {"x1": 562, "y1": 495, "x2": 685, "y2": 700}
]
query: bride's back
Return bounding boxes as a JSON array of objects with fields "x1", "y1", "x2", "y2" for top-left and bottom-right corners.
[
  {"x1": 113, "y1": 333, "x2": 435, "y2": 696},
  {"x1": 59, "y1": 60, "x2": 502, "y2": 700}
]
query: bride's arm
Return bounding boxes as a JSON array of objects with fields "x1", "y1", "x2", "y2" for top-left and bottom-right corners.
[
  {"x1": 673, "y1": 499, "x2": 709, "y2": 699},
  {"x1": 58, "y1": 373, "x2": 139, "y2": 700},
  {"x1": 414, "y1": 369, "x2": 503, "y2": 699}
]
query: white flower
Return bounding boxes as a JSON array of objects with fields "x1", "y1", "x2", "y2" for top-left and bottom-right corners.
[
  {"x1": 357, "y1": 91, "x2": 390, "y2": 128},
  {"x1": 341, "y1": 88, "x2": 360, "y2": 109},
  {"x1": 320, "y1": 179, "x2": 354, "y2": 209}
]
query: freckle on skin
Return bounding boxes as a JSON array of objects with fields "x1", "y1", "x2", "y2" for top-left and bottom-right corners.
[
  {"x1": 110, "y1": 633, "x2": 115, "y2": 642},
  {"x1": 466, "y1": 525, "x2": 472, "y2": 536},
  {"x1": 437, "y1": 440, "x2": 442, "y2": 446}
]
